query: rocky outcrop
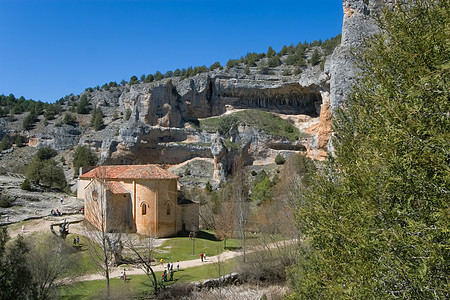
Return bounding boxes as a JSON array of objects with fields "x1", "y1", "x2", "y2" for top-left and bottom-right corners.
[{"x1": 329, "y1": 0, "x2": 383, "y2": 111}]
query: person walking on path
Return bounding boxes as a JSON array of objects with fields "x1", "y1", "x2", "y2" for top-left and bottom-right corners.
[
  {"x1": 160, "y1": 258, "x2": 163, "y2": 267},
  {"x1": 200, "y1": 252, "x2": 204, "y2": 262}
]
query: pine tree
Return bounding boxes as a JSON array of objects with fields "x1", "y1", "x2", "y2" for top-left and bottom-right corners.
[
  {"x1": 289, "y1": 1, "x2": 450, "y2": 299},
  {"x1": 77, "y1": 94, "x2": 89, "y2": 114}
]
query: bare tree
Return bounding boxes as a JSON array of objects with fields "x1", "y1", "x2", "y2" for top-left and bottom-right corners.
[
  {"x1": 214, "y1": 200, "x2": 235, "y2": 249},
  {"x1": 125, "y1": 235, "x2": 159, "y2": 293},
  {"x1": 84, "y1": 173, "x2": 123, "y2": 299},
  {"x1": 25, "y1": 234, "x2": 78, "y2": 300},
  {"x1": 231, "y1": 158, "x2": 250, "y2": 262}
]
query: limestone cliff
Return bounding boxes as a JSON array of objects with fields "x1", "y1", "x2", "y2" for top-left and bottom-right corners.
[{"x1": 0, "y1": 0, "x2": 384, "y2": 185}]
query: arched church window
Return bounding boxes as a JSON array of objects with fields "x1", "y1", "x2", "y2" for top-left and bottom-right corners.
[
  {"x1": 92, "y1": 190, "x2": 98, "y2": 201},
  {"x1": 141, "y1": 203, "x2": 147, "y2": 215},
  {"x1": 166, "y1": 202, "x2": 171, "y2": 215}
]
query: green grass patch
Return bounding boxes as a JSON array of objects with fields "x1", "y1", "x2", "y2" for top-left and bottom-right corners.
[
  {"x1": 199, "y1": 109, "x2": 303, "y2": 141},
  {"x1": 60, "y1": 258, "x2": 238, "y2": 299},
  {"x1": 154, "y1": 230, "x2": 240, "y2": 262}
]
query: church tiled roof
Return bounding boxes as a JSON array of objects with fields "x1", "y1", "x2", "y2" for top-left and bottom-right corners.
[
  {"x1": 80, "y1": 165, "x2": 178, "y2": 180},
  {"x1": 105, "y1": 181, "x2": 129, "y2": 194}
]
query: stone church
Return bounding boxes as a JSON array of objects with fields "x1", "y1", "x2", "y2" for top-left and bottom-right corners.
[{"x1": 77, "y1": 164, "x2": 198, "y2": 237}]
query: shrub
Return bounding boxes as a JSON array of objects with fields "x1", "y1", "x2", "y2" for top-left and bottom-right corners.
[
  {"x1": 21, "y1": 178, "x2": 31, "y2": 191},
  {"x1": 310, "y1": 48, "x2": 321, "y2": 66},
  {"x1": 76, "y1": 94, "x2": 90, "y2": 114},
  {"x1": 36, "y1": 146, "x2": 57, "y2": 160},
  {"x1": 275, "y1": 154, "x2": 286, "y2": 165},
  {"x1": 22, "y1": 113, "x2": 36, "y2": 130},
  {"x1": 72, "y1": 145, "x2": 97, "y2": 176},
  {"x1": 125, "y1": 108, "x2": 132, "y2": 120},
  {"x1": 0, "y1": 136, "x2": 11, "y2": 152},
  {"x1": 268, "y1": 56, "x2": 281, "y2": 67}
]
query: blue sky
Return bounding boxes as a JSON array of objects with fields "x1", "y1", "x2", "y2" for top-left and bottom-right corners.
[{"x1": 0, "y1": 0, "x2": 343, "y2": 103}]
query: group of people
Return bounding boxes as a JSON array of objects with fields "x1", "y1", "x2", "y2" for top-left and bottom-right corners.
[
  {"x1": 50, "y1": 209, "x2": 62, "y2": 216},
  {"x1": 200, "y1": 252, "x2": 206, "y2": 262},
  {"x1": 72, "y1": 235, "x2": 80, "y2": 246},
  {"x1": 160, "y1": 260, "x2": 180, "y2": 282},
  {"x1": 120, "y1": 270, "x2": 127, "y2": 282}
]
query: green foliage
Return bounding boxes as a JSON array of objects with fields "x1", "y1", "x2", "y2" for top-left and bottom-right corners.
[
  {"x1": 24, "y1": 146, "x2": 66, "y2": 190},
  {"x1": 251, "y1": 171, "x2": 273, "y2": 205},
  {"x1": 274, "y1": 153, "x2": 286, "y2": 165},
  {"x1": 268, "y1": 56, "x2": 281, "y2": 67},
  {"x1": 205, "y1": 181, "x2": 213, "y2": 193},
  {"x1": 173, "y1": 69, "x2": 181, "y2": 77},
  {"x1": 0, "y1": 230, "x2": 36, "y2": 299},
  {"x1": 15, "y1": 135, "x2": 25, "y2": 147},
  {"x1": 77, "y1": 94, "x2": 90, "y2": 114},
  {"x1": 267, "y1": 46, "x2": 276, "y2": 57},
  {"x1": 154, "y1": 71, "x2": 164, "y2": 81},
  {"x1": 129, "y1": 75, "x2": 139, "y2": 85},
  {"x1": 294, "y1": 67, "x2": 303, "y2": 75},
  {"x1": 226, "y1": 59, "x2": 240, "y2": 69},
  {"x1": 209, "y1": 61, "x2": 222, "y2": 71},
  {"x1": 21, "y1": 178, "x2": 32, "y2": 191},
  {"x1": 143, "y1": 74, "x2": 153, "y2": 83},
  {"x1": 282, "y1": 69, "x2": 292, "y2": 76},
  {"x1": 44, "y1": 103, "x2": 61, "y2": 120},
  {"x1": 0, "y1": 136, "x2": 11, "y2": 152},
  {"x1": 244, "y1": 52, "x2": 264, "y2": 66},
  {"x1": 277, "y1": 45, "x2": 289, "y2": 56},
  {"x1": 37, "y1": 146, "x2": 57, "y2": 160},
  {"x1": 309, "y1": 48, "x2": 321, "y2": 66},
  {"x1": 22, "y1": 112, "x2": 36, "y2": 130},
  {"x1": 125, "y1": 108, "x2": 132, "y2": 120},
  {"x1": 289, "y1": 1, "x2": 450, "y2": 298},
  {"x1": 73, "y1": 145, "x2": 97, "y2": 176},
  {"x1": 320, "y1": 58, "x2": 326, "y2": 71},
  {"x1": 200, "y1": 110, "x2": 301, "y2": 141},
  {"x1": 90, "y1": 107, "x2": 104, "y2": 131},
  {"x1": 63, "y1": 112, "x2": 77, "y2": 125},
  {"x1": 244, "y1": 65, "x2": 250, "y2": 75},
  {"x1": 259, "y1": 60, "x2": 269, "y2": 74},
  {"x1": 321, "y1": 34, "x2": 341, "y2": 55}
]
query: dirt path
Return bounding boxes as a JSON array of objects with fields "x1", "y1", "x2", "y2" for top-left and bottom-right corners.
[
  {"x1": 7, "y1": 215, "x2": 295, "y2": 284},
  {"x1": 76, "y1": 239, "x2": 296, "y2": 283},
  {"x1": 76, "y1": 248, "x2": 243, "y2": 283}
]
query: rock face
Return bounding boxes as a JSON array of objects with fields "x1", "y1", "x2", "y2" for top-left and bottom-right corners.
[
  {"x1": 0, "y1": 0, "x2": 385, "y2": 184},
  {"x1": 329, "y1": 0, "x2": 383, "y2": 111}
]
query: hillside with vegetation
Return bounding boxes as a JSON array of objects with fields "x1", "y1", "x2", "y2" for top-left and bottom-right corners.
[{"x1": 1, "y1": 0, "x2": 448, "y2": 299}]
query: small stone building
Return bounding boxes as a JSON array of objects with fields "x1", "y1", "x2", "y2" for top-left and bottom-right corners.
[{"x1": 78, "y1": 165, "x2": 198, "y2": 237}]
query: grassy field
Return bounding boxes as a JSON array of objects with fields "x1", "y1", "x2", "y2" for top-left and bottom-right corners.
[
  {"x1": 199, "y1": 109, "x2": 303, "y2": 141},
  {"x1": 154, "y1": 230, "x2": 240, "y2": 263},
  {"x1": 60, "y1": 258, "x2": 238, "y2": 299}
]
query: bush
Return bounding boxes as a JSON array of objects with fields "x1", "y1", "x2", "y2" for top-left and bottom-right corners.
[
  {"x1": 36, "y1": 146, "x2": 57, "y2": 160},
  {"x1": 275, "y1": 154, "x2": 286, "y2": 165},
  {"x1": 268, "y1": 56, "x2": 281, "y2": 67},
  {"x1": 90, "y1": 107, "x2": 104, "y2": 131},
  {"x1": 309, "y1": 49, "x2": 321, "y2": 66},
  {"x1": 63, "y1": 113, "x2": 77, "y2": 125},
  {"x1": 76, "y1": 94, "x2": 89, "y2": 114},
  {"x1": 15, "y1": 135, "x2": 25, "y2": 147},
  {"x1": 125, "y1": 108, "x2": 132, "y2": 120},
  {"x1": 0, "y1": 136, "x2": 11, "y2": 152},
  {"x1": 72, "y1": 145, "x2": 97, "y2": 176},
  {"x1": 21, "y1": 178, "x2": 32, "y2": 191},
  {"x1": 22, "y1": 113, "x2": 36, "y2": 130}
]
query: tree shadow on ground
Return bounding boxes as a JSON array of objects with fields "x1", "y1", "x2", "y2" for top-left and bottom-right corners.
[{"x1": 195, "y1": 231, "x2": 220, "y2": 241}]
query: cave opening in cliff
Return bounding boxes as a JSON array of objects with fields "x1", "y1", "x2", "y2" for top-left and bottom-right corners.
[{"x1": 221, "y1": 84, "x2": 323, "y2": 117}]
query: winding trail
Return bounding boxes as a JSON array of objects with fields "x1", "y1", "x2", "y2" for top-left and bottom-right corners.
[
  {"x1": 6, "y1": 215, "x2": 295, "y2": 284},
  {"x1": 76, "y1": 249, "x2": 243, "y2": 283}
]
